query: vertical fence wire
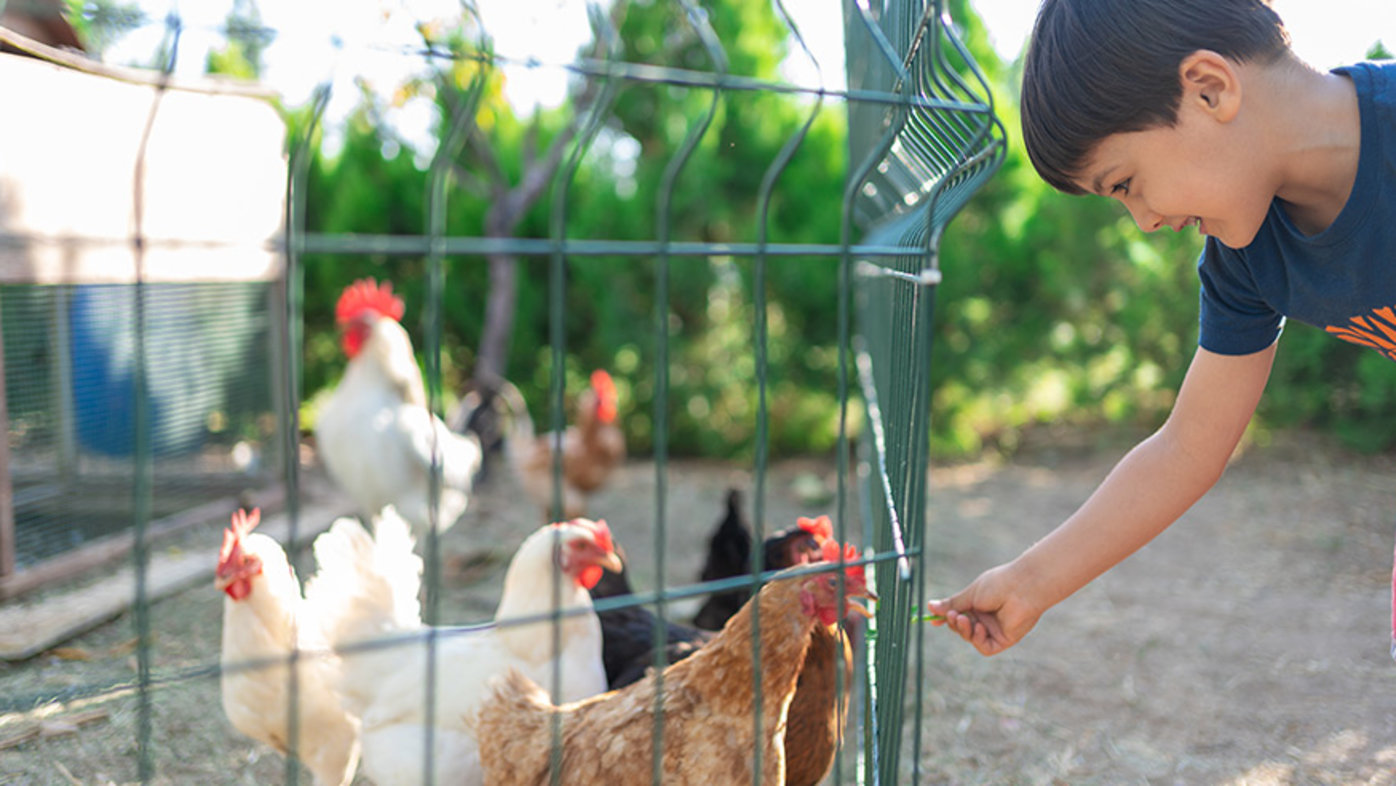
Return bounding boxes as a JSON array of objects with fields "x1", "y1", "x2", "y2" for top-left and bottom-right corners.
[
  {"x1": 647, "y1": 0, "x2": 728, "y2": 777},
  {"x1": 282, "y1": 79, "x2": 329, "y2": 786},
  {"x1": 128, "y1": 12, "x2": 184, "y2": 780},
  {"x1": 544, "y1": 8, "x2": 624, "y2": 784},
  {"x1": 422, "y1": 55, "x2": 482, "y2": 786}
]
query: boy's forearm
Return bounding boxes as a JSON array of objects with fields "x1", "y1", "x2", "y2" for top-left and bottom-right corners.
[
  {"x1": 1009, "y1": 427, "x2": 1227, "y2": 613},
  {"x1": 1009, "y1": 345, "x2": 1273, "y2": 615}
]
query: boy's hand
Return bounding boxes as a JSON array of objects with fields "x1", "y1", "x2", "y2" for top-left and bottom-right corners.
[{"x1": 926, "y1": 562, "x2": 1044, "y2": 656}]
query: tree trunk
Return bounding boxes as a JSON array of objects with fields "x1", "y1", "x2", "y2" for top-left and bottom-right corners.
[{"x1": 475, "y1": 250, "x2": 517, "y2": 392}]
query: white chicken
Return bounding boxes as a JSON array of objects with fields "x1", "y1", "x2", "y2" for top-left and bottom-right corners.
[
  {"x1": 311, "y1": 513, "x2": 620, "y2": 786},
  {"x1": 313, "y1": 278, "x2": 483, "y2": 532},
  {"x1": 216, "y1": 508, "x2": 361, "y2": 786}
]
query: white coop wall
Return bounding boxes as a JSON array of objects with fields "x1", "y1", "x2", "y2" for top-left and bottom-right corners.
[{"x1": 0, "y1": 29, "x2": 290, "y2": 599}]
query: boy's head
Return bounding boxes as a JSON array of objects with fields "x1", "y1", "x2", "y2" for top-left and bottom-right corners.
[{"x1": 1022, "y1": 0, "x2": 1291, "y2": 194}]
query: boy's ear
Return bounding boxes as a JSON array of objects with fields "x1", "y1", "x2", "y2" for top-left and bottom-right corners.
[{"x1": 1179, "y1": 49, "x2": 1241, "y2": 124}]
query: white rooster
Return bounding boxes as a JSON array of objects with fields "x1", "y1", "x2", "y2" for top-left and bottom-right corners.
[
  {"x1": 216, "y1": 508, "x2": 361, "y2": 786},
  {"x1": 310, "y1": 514, "x2": 620, "y2": 786},
  {"x1": 313, "y1": 278, "x2": 483, "y2": 533}
]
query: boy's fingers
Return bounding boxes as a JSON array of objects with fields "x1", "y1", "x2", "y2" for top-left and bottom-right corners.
[
  {"x1": 940, "y1": 608, "x2": 1009, "y2": 655},
  {"x1": 928, "y1": 595, "x2": 973, "y2": 617},
  {"x1": 925, "y1": 599, "x2": 952, "y2": 626},
  {"x1": 948, "y1": 610, "x2": 977, "y2": 640},
  {"x1": 973, "y1": 617, "x2": 1010, "y2": 656}
]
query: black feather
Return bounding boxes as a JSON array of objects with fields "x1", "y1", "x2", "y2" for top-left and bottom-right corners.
[{"x1": 589, "y1": 545, "x2": 715, "y2": 690}]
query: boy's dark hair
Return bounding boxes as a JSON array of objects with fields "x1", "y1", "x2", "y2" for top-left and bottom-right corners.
[{"x1": 1022, "y1": 0, "x2": 1290, "y2": 194}]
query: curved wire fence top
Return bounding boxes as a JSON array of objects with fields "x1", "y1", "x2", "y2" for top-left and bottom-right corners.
[{"x1": 0, "y1": 0, "x2": 1003, "y2": 784}]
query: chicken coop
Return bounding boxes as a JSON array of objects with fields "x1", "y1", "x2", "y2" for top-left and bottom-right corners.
[
  {"x1": 0, "y1": 18, "x2": 291, "y2": 611},
  {"x1": 0, "y1": 0, "x2": 1004, "y2": 783}
]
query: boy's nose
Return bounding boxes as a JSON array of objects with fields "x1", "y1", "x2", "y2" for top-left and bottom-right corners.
[{"x1": 1125, "y1": 201, "x2": 1165, "y2": 233}]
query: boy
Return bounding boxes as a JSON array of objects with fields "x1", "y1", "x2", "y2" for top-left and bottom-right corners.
[{"x1": 926, "y1": 0, "x2": 1396, "y2": 657}]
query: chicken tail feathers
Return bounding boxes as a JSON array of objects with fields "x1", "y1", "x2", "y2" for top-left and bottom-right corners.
[{"x1": 305, "y1": 507, "x2": 423, "y2": 648}]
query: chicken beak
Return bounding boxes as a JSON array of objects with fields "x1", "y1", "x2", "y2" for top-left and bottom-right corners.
[
  {"x1": 845, "y1": 586, "x2": 877, "y2": 619},
  {"x1": 598, "y1": 550, "x2": 624, "y2": 574}
]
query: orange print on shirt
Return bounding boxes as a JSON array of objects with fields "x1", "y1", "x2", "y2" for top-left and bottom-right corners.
[{"x1": 1325, "y1": 306, "x2": 1396, "y2": 361}]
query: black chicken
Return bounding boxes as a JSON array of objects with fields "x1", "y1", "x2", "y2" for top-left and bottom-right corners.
[
  {"x1": 691, "y1": 488, "x2": 824, "y2": 630},
  {"x1": 591, "y1": 489, "x2": 826, "y2": 689},
  {"x1": 588, "y1": 545, "x2": 715, "y2": 689}
]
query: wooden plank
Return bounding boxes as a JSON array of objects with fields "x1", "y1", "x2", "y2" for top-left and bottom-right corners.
[
  {"x1": 0, "y1": 499, "x2": 354, "y2": 661},
  {"x1": 0, "y1": 25, "x2": 274, "y2": 98},
  {"x1": 0, "y1": 486, "x2": 286, "y2": 601}
]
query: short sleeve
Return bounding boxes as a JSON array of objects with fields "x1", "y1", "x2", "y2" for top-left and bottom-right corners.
[{"x1": 1196, "y1": 239, "x2": 1285, "y2": 355}]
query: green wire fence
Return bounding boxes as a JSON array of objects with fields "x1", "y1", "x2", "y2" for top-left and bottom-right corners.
[{"x1": 0, "y1": 0, "x2": 1002, "y2": 783}]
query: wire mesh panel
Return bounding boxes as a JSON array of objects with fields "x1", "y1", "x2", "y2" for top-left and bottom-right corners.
[
  {"x1": 3, "y1": 282, "x2": 279, "y2": 570},
  {"x1": 845, "y1": 0, "x2": 1005, "y2": 782},
  {"x1": 0, "y1": 0, "x2": 1000, "y2": 783}
]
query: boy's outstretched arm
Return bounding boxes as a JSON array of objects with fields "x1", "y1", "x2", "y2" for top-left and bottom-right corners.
[{"x1": 927, "y1": 344, "x2": 1277, "y2": 656}]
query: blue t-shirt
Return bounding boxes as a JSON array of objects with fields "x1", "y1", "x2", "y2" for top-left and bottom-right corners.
[{"x1": 1198, "y1": 60, "x2": 1396, "y2": 362}]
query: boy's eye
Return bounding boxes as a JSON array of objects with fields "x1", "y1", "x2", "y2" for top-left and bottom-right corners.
[{"x1": 1110, "y1": 179, "x2": 1131, "y2": 197}]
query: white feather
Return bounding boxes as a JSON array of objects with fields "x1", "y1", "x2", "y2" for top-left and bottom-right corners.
[
  {"x1": 319, "y1": 520, "x2": 610, "y2": 786},
  {"x1": 315, "y1": 317, "x2": 483, "y2": 532}
]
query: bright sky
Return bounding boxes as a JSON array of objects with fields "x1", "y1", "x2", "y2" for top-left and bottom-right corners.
[{"x1": 106, "y1": 0, "x2": 1396, "y2": 157}]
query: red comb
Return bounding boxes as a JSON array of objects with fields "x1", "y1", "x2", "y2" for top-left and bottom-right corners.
[
  {"x1": 231, "y1": 508, "x2": 260, "y2": 537},
  {"x1": 590, "y1": 370, "x2": 618, "y2": 424},
  {"x1": 820, "y1": 539, "x2": 865, "y2": 583},
  {"x1": 335, "y1": 278, "x2": 405, "y2": 325},
  {"x1": 218, "y1": 527, "x2": 238, "y2": 565},
  {"x1": 219, "y1": 508, "x2": 260, "y2": 565},
  {"x1": 798, "y1": 515, "x2": 833, "y2": 543}
]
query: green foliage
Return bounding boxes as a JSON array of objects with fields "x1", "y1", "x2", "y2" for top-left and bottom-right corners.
[
  {"x1": 293, "y1": 0, "x2": 1396, "y2": 461},
  {"x1": 63, "y1": 0, "x2": 145, "y2": 56},
  {"x1": 1261, "y1": 325, "x2": 1396, "y2": 452},
  {"x1": 297, "y1": 0, "x2": 851, "y2": 459},
  {"x1": 922, "y1": 2, "x2": 1396, "y2": 456},
  {"x1": 204, "y1": 0, "x2": 271, "y2": 80}
]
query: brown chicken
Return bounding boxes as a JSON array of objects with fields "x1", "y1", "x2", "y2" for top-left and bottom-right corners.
[
  {"x1": 773, "y1": 514, "x2": 858, "y2": 786},
  {"x1": 505, "y1": 370, "x2": 625, "y2": 520},
  {"x1": 784, "y1": 623, "x2": 854, "y2": 786},
  {"x1": 473, "y1": 539, "x2": 874, "y2": 786}
]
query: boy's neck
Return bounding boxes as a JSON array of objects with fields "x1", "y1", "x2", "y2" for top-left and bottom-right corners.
[{"x1": 1264, "y1": 57, "x2": 1362, "y2": 236}]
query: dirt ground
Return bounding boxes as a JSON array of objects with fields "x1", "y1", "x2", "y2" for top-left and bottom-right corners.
[
  {"x1": 1, "y1": 428, "x2": 1393, "y2": 785},
  {"x1": 919, "y1": 428, "x2": 1396, "y2": 786}
]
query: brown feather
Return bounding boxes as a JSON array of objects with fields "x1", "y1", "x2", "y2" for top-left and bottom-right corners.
[{"x1": 476, "y1": 571, "x2": 837, "y2": 785}]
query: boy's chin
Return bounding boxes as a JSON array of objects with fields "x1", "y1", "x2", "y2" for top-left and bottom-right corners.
[{"x1": 1212, "y1": 222, "x2": 1263, "y2": 250}]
